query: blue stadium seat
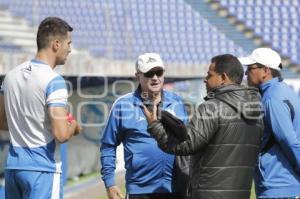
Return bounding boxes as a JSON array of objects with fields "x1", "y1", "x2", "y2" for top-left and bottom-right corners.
[
  {"x1": 0, "y1": 0, "x2": 260, "y2": 64},
  {"x1": 219, "y1": 0, "x2": 300, "y2": 66}
]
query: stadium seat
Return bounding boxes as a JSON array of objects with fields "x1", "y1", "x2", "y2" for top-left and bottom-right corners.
[
  {"x1": 0, "y1": 0, "x2": 250, "y2": 64},
  {"x1": 218, "y1": 0, "x2": 300, "y2": 66}
]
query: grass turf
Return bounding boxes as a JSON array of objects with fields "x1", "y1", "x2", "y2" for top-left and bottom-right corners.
[{"x1": 98, "y1": 183, "x2": 256, "y2": 199}]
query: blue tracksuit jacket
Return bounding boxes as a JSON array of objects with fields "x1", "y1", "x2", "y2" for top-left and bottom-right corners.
[
  {"x1": 100, "y1": 88, "x2": 188, "y2": 194},
  {"x1": 255, "y1": 77, "x2": 300, "y2": 198}
]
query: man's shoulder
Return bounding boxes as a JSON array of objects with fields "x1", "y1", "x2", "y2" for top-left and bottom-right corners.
[
  {"x1": 163, "y1": 89, "x2": 182, "y2": 102},
  {"x1": 37, "y1": 67, "x2": 60, "y2": 80},
  {"x1": 112, "y1": 92, "x2": 135, "y2": 105},
  {"x1": 264, "y1": 81, "x2": 292, "y2": 101},
  {"x1": 197, "y1": 99, "x2": 220, "y2": 113},
  {"x1": 5, "y1": 61, "x2": 30, "y2": 76},
  {"x1": 17, "y1": 60, "x2": 31, "y2": 68},
  {"x1": 16, "y1": 60, "x2": 61, "y2": 84}
]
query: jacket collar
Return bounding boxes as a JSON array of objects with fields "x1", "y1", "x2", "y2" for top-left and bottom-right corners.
[
  {"x1": 31, "y1": 59, "x2": 48, "y2": 65},
  {"x1": 205, "y1": 84, "x2": 242, "y2": 100},
  {"x1": 259, "y1": 77, "x2": 282, "y2": 94}
]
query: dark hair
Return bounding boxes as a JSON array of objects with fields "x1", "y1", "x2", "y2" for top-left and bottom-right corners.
[
  {"x1": 270, "y1": 68, "x2": 282, "y2": 78},
  {"x1": 37, "y1": 17, "x2": 73, "y2": 51},
  {"x1": 211, "y1": 54, "x2": 244, "y2": 84}
]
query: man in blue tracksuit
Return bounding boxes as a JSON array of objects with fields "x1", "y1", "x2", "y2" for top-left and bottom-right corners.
[
  {"x1": 100, "y1": 53, "x2": 188, "y2": 199},
  {"x1": 240, "y1": 48, "x2": 300, "y2": 198}
]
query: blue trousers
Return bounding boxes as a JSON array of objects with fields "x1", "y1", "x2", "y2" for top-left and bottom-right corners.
[{"x1": 5, "y1": 170, "x2": 63, "y2": 199}]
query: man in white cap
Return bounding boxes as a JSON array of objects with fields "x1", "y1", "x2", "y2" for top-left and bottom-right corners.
[
  {"x1": 100, "y1": 53, "x2": 188, "y2": 199},
  {"x1": 239, "y1": 48, "x2": 300, "y2": 199}
]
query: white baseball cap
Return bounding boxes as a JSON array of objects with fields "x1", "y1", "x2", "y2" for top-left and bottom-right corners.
[
  {"x1": 136, "y1": 53, "x2": 165, "y2": 73},
  {"x1": 238, "y1": 48, "x2": 282, "y2": 70}
]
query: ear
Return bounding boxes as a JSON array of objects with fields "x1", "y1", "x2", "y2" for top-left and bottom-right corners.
[
  {"x1": 52, "y1": 39, "x2": 61, "y2": 52},
  {"x1": 221, "y1": 72, "x2": 232, "y2": 84},
  {"x1": 221, "y1": 73, "x2": 227, "y2": 83}
]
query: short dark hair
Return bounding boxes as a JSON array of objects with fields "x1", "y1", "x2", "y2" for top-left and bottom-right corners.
[
  {"x1": 211, "y1": 54, "x2": 244, "y2": 84},
  {"x1": 37, "y1": 17, "x2": 73, "y2": 51},
  {"x1": 270, "y1": 68, "x2": 282, "y2": 78}
]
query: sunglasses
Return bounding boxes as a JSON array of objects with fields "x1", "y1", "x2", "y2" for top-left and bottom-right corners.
[{"x1": 143, "y1": 70, "x2": 164, "y2": 78}]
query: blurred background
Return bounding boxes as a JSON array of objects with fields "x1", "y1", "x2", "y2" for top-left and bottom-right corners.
[{"x1": 0, "y1": 0, "x2": 299, "y2": 198}]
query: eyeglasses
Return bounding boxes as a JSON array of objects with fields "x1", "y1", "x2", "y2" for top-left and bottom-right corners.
[
  {"x1": 245, "y1": 66, "x2": 264, "y2": 74},
  {"x1": 247, "y1": 66, "x2": 263, "y2": 71},
  {"x1": 143, "y1": 70, "x2": 164, "y2": 78}
]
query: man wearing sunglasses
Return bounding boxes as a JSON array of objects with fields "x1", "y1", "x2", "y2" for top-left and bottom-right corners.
[
  {"x1": 239, "y1": 48, "x2": 300, "y2": 199},
  {"x1": 143, "y1": 54, "x2": 264, "y2": 199},
  {"x1": 100, "y1": 53, "x2": 189, "y2": 199}
]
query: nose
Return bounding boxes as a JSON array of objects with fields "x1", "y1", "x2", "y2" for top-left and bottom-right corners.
[{"x1": 152, "y1": 74, "x2": 159, "y2": 79}]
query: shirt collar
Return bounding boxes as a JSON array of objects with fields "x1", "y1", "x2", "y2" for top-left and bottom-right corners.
[
  {"x1": 259, "y1": 77, "x2": 281, "y2": 93},
  {"x1": 31, "y1": 59, "x2": 48, "y2": 65}
]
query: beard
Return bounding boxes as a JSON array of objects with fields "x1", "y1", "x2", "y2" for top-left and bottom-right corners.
[{"x1": 56, "y1": 57, "x2": 67, "y2": 66}]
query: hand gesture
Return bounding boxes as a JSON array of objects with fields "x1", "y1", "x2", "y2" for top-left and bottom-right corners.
[{"x1": 142, "y1": 95, "x2": 161, "y2": 124}]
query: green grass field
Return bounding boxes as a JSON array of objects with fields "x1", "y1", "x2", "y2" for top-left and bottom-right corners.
[
  {"x1": 98, "y1": 184, "x2": 256, "y2": 199},
  {"x1": 69, "y1": 172, "x2": 256, "y2": 199}
]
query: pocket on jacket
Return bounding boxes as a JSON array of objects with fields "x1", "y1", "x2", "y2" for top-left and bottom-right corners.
[
  {"x1": 258, "y1": 150, "x2": 297, "y2": 186},
  {"x1": 128, "y1": 154, "x2": 161, "y2": 184},
  {"x1": 258, "y1": 152, "x2": 274, "y2": 180}
]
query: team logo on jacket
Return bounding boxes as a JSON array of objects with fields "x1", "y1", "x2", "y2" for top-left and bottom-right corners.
[{"x1": 137, "y1": 116, "x2": 146, "y2": 122}]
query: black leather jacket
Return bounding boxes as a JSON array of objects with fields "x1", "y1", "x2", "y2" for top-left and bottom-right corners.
[{"x1": 148, "y1": 85, "x2": 264, "y2": 199}]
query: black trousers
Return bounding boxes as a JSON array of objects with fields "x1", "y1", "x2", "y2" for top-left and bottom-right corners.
[{"x1": 128, "y1": 193, "x2": 182, "y2": 199}]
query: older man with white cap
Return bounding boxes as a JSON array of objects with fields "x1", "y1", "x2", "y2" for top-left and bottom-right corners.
[
  {"x1": 239, "y1": 48, "x2": 300, "y2": 199},
  {"x1": 100, "y1": 53, "x2": 188, "y2": 199}
]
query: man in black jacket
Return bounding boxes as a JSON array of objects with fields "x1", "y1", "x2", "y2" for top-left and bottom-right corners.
[{"x1": 143, "y1": 54, "x2": 264, "y2": 199}]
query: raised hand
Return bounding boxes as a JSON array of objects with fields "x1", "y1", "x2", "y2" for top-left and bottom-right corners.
[{"x1": 142, "y1": 95, "x2": 160, "y2": 124}]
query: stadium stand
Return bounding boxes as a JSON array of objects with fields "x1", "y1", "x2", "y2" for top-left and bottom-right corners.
[
  {"x1": 0, "y1": 0, "x2": 298, "y2": 77},
  {"x1": 214, "y1": 0, "x2": 300, "y2": 69},
  {"x1": 0, "y1": 8, "x2": 35, "y2": 52},
  {"x1": 0, "y1": 1, "x2": 299, "y2": 198},
  {"x1": 0, "y1": 0, "x2": 247, "y2": 65},
  {"x1": 0, "y1": 0, "x2": 299, "y2": 175}
]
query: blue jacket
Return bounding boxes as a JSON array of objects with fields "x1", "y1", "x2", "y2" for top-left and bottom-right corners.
[
  {"x1": 255, "y1": 77, "x2": 300, "y2": 198},
  {"x1": 100, "y1": 88, "x2": 188, "y2": 194}
]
